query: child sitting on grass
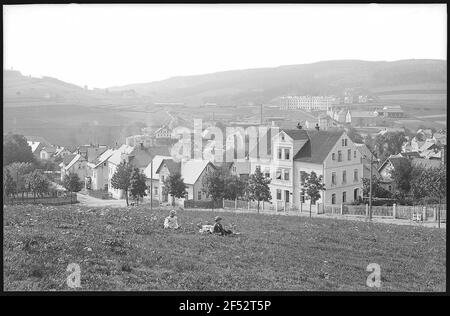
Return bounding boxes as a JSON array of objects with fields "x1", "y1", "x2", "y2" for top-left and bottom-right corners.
[{"x1": 164, "y1": 210, "x2": 180, "y2": 229}]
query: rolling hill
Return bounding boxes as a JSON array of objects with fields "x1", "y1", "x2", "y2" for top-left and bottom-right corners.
[{"x1": 109, "y1": 59, "x2": 447, "y2": 107}]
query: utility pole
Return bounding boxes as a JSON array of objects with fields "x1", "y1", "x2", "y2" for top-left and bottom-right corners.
[
  {"x1": 260, "y1": 104, "x2": 263, "y2": 125},
  {"x1": 150, "y1": 159, "x2": 153, "y2": 212},
  {"x1": 369, "y1": 154, "x2": 373, "y2": 221}
]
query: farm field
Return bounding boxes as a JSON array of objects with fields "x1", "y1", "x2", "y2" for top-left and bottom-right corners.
[{"x1": 3, "y1": 204, "x2": 446, "y2": 291}]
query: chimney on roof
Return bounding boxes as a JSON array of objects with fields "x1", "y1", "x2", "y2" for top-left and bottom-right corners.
[{"x1": 296, "y1": 122, "x2": 302, "y2": 130}]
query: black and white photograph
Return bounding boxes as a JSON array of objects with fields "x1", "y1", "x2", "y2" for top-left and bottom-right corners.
[{"x1": 2, "y1": 3, "x2": 447, "y2": 297}]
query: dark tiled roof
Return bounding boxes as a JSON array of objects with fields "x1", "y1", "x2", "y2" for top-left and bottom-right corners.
[
  {"x1": 294, "y1": 130, "x2": 344, "y2": 163},
  {"x1": 62, "y1": 154, "x2": 77, "y2": 165},
  {"x1": 283, "y1": 129, "x2": 309, "y2": 140},
  {"x1": 156, "y1": 159, "x2": 181, "y2": 175},
  {"x1": 411, "y1": 158, "x2": 442, "y2": 169},
  {"x1": 389, "y1": 156, "x2": 409, "y2": 170}
]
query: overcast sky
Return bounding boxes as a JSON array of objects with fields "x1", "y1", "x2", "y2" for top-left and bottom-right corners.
[{"x1": 3, "y1": 4, "x2": 447, "y2": 89}]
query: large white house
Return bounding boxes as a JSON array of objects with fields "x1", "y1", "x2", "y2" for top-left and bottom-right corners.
[{"x1": 249, "y1": 128, "x2": 364, "y2": 207}]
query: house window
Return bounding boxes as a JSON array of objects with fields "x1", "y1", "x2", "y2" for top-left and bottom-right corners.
[
  {"x1": 154, "y1": 186, "x2": 158, "y2": 195},
  {"x1": 161, "y1": 175, "x2": 165, "y2": 182},
  {"x1": 344, "y1": 139, "x2": 348, "y2": 146},
  {"x1": 285, "y1": 190, "x2": 290, "y2": 203},
  {"x1": 276, "y1": 169, "x2": 282, "y2": 180},
  {"x1": 276, "y1": 189, "x2": 282, "y2": 200},
  {"x1": 264, "y1": 168, "x2": 270, "y2": 178},
  {"x1": 300, "y1": 189, "x2": 305, "y2": 203},
  {"x1": 103, "y1": 162, "x2": 107, "y2": 166},
  {"x1": 354, "y1": 188, "x2": 359, "y2": 201},
  {"x1": 331, "y1": 172, "x2": 336, "y2": 186},
  {"x1": 342, "y1": 191, "x2": 347, "y2": 203},
  {"x1": 342, "y1": 171, "x2": 347, "y2": 184},
  {"x1": 255, "y1": 165, "x2": 261, "y2": 172},
  {"x1": 347, "y1": 149, "x2": 351, "y2": 161},
  {"x1": 338, "y1": 151, "x2": 342, "y2": 162},
  {"x1": 278, "y1": 148, "x2": 282, "y2": 159},
  {"x1": 197, "y1": 191, "x2": 202, "y2": 200},
  {"x1": 342, "y1": 139, "x2": 345, "y2": 146},
  {"x1": 284, "y1": 149, "x2": 290, "y2": 160},
  {"x1": 354, "y1": 169, "x2": 358, "y2": 182},
  {"x1": 332, "y1": 153, "x2": 336, "y2": 161},
  {"x1": 331, "y1": 194, "x2": 336, "y2": 205},
  {"x1": 281, "y1": 134, "x2": 285, "y2": 141},
  {"x1": 300, "y1": 171, "x2": 307, "y2": 185},
  {"x1": 284, "y1": 170, "x2": 289, "y2": 181},
  {"x1": 388, "y1": 185, "x2": 392, "y2": 192},
  {"x1": 354, "y1": 151, "x2": 357, "y2": 158}
]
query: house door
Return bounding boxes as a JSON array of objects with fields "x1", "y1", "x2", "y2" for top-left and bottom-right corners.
[
  {"x1": 285, "y1": 190, "x2": 290, "y2": 203},
  {"x1": 354, "y1": 188, "x2": 359, "y2": 201}
]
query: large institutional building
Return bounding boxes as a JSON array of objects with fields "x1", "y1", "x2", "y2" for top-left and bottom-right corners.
[{"x1": 280, "y1": 96, "x2": 336, "y2": 111}]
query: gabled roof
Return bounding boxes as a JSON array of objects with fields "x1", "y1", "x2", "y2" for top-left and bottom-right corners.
[
  {"x1": 41, "y1": 145, "x2": 57, "y2": 153},
  {"x1": 181, "y1": 160, "x2": 215, "y2": 185},
  {"x1": 108, "y1": 144, "x2": 134, "y2": 166},
  {"x1": 156, "y1": 159, "x2": 181, "y2": 175},
  {"x1": 355, "y1": 143, "x2": 374, "y2": 159},
  {"x1": 90, "y1": 149, "x2": 115, "y2": 168},
  {"x1": 65, "y1": 154, "x2": 83, "y2": 170},
  {"x1": 62, "y1": 153, "x2": 77, "y2": 166},
  {"x1": 27, "y1": 141, "x2": 42, "y2": 153},
  {"x1": 283, "y1": 129, "x2": 309, "y2": 141},
  {"x1": 378, "y1": 155, "x2": 409, "y2": 174},
  {"x1": 294, "y1": 130, "x2": 345, "y2": 163},
  {"x1": 144, "y1": 155, "x2": 173, "y2": 179}
]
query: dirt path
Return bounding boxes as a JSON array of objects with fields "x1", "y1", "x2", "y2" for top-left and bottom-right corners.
[{"x1": 76, "y1": 193, "x2": 127, "y2": 208}]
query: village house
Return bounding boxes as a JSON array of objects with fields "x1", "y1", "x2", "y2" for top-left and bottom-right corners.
[
  {"x1": 59, "y1": 153, "x2": 88, "y2": 183},
  {"x1": 153, "y1": 159, "x2": 216, "y2": 205},
  {"x1": 107, "y1": 143, "x2": 169, "y2": 199},
  {"x1": 85, "y1": 149, "x2": 114, "y2": 191},
  {"x1": 377, "y1": 154, "x2": 409, "y2": 193},
  {"x1": 39, "y1": 145, "x2": 57, "y2": 160},
  {"x1": 249, "y1": 128, "x2": 364, "y2": 207},
  {"x1": 143, "y1": 155, "x2": 173, "y2": 201}
]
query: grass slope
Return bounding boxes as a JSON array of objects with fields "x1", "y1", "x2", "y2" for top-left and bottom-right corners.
[{"x1": 3, "y1": 205, "x2": 446, "y2": 291}]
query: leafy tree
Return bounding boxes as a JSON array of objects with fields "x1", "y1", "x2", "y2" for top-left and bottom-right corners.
[
  {"x1": 391, "y1": 158, "x2": 413, "y2": 195},
  {"x1": 3, "y1": 168, "x2": 16, "y2": 199},
  {"x1": 5, "y1": 162, "x2": 35, "y2": 198},
  {"x1": 410, "y1": 165, "x2": 429, "y2": 203},
  {"x1": 246, "y1": 167, "x2": 272, "y2": 213},
  {"x1": 62, "y1": 173, "x2": 83, "y2": 203},
  {"x1": 3, "y1": 133, "x2": 35, "y2": 166},
  {"x1": 163, "y1": 173, "x2": 187, "y2": 206},
  {"x1": 303, "y1": 171, "x2": 326, "y2": 217},
  {"x1": 224, "y1": 175, "x2": 247, "y2": 201},
  {"x1": 362, "y1": 176, "x2": 392, "y2": 199},
  {"x1": 202, "y1": 168, "x2": 225, "y2": 209},
  {"x1": 373, "y1": 132, "x2": 406, "y2": 161},
  {"x1": 129, "y1": 168, "x2": 147, "y2": 205},
  {"x1": 25, "y1": 170, "x2": 50, "y2": 199},
  {"x1": 111, "y1": 161, "x2": 133, "y2": 206}
]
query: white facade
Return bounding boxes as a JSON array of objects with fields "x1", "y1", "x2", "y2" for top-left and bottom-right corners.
[{"x1": 280, "y1": 96, "x2": 334, "y2": 111}]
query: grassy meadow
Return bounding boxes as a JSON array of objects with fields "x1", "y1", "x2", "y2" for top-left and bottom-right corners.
[{"x1": 3, "y1": 204, "x2": 446, "y2": 291}]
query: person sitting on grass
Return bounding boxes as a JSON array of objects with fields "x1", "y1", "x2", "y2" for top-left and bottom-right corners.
[
  {"x1": 164, "y1": 210, "x2": 180, "y2": 229},
  {"x1": 213, "y1": 216, "x2": 234, "y2": 236}
]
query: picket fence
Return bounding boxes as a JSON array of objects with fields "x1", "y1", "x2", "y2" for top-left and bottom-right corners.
[{"x1": 221, "y1": 199, "x2": 446, "y2": 222}]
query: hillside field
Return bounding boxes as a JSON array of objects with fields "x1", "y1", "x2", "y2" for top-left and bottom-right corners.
[{"x1": 3, "y1": 204, "x2": 446, "y2": 291}]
